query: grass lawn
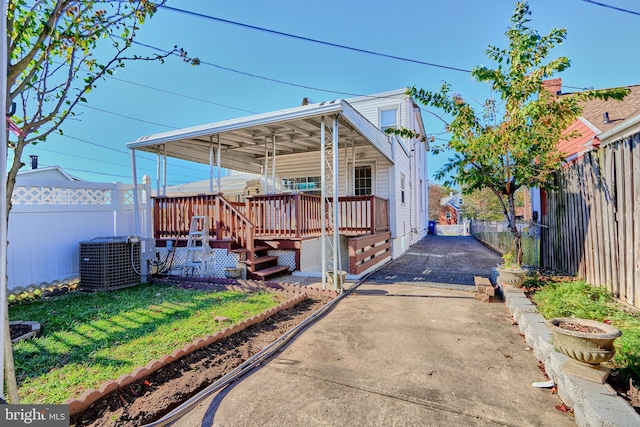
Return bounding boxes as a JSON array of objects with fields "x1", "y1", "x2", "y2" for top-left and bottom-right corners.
[
  {"x1": 9, "y1": 283, "x2": 282, "y2": 404},
  {"x1": 529, "y1": 278, "x2": 640, "y2": 385}
]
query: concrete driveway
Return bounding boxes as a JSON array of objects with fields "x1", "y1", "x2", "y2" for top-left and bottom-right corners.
[
  {"x1": 173, "y1": 236, "x2": 574, "y2": 426},
  {"x1": 366, "y1": 235, "x2": 503, "y2": 287}
]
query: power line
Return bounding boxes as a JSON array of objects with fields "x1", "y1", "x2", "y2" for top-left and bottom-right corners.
[
  {"x1": 77, "y1": 104, "x2": 178, "y2": 129},
  {"x1": 133, "y1": 41, "x2": 367, "y2": 97},
  {"x1": 105, "y1": 75, "x2": 259, "y2": 114},
  {"x1": 159, "y1": 5, "x2": 472, "y2": 73},
  {"x1": 578, "y1": 0, "x2": 640, "y2": 16}
]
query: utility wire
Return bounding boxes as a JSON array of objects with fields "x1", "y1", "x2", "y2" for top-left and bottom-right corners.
[
  {"x1": 133, "y1": 41, "x2": 367, "y2": 98},
  {"x1": 77, "y1": 104, "x2": 178, "y2": 129},
  {"x1": 578, "y1": 0, "x2": 640, "y2": 16},
  {"x1": 159, "y1": 5, "x2": 472, "y2": 73},
  {"x1": 105, "y1": 75, "x2": 258, "y2": 114}
]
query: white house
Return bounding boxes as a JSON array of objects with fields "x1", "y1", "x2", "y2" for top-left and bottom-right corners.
[{"x1": 127, "y1": 89, "x2": 429, "y2": 286}]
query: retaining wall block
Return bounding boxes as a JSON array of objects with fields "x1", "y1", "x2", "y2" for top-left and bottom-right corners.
[
  {"x1": 97, "y1": 381, "x2": 119, "y2": 396},
  {"x1": 116, "y1": 374, "x2": 137, "y2": 388}
]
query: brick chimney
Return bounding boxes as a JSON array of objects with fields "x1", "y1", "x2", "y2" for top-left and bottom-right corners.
[{"x1": 542, "y1": 78, "x2": 562, "y2": 96}]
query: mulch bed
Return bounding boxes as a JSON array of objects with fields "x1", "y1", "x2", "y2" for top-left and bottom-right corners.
[
  {"x1": 70, "y1": 295, "x2": 330, "y2": 427},
  {"x1": 9, "y1": 324, "x2": 33, "y2": 340}
]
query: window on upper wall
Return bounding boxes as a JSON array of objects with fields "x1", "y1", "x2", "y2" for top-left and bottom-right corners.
[
  {"x1": 446, "y1": 212, "x2": 452, "y2": 220},
  {"x1": 380, "y1": 108, "x2": 398, "y2": 132},
  {"x1": 400, "y1": 173, "x2": 406, "y2": 205},
  {"x1": 354, "y1": 165, "x2": 372, "y2": 196}
]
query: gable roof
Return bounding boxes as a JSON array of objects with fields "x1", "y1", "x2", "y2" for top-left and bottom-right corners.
[
  {"x1": 577, "y1": 84, "x2": 640, "y2": 134},
  {"x1": 554, "y1": 83, "x2": 640, "y2": 158},
  {"x1": 16, "y1": 165, "x2": 84, "y2": 182}
]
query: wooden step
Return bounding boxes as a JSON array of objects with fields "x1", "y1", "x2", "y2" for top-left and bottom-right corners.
[
  {"x1": 251, "y1": 265, "x2": 290, "y2": 278},
  {"x1": 242, "y1": 255, "x2": 278, "y2": 266},
  {"x1": 230, "y1": 245, "x2": 270, "y2": 254}
]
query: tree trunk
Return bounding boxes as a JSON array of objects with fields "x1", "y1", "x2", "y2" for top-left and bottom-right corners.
[
  {"x1": 4, "y1": 310, "x2": 19, "y2": 403},
  {"x1": 506, "y1": 192, "x2": 523, "y2": 265},
  {"x1": 2, "y1": 139, "x2": 26, "y2": 403}
]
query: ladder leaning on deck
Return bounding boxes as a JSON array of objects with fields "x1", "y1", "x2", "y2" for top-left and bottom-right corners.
[{"x1": 182, "y1": 216, "x2": 210, "y2": 277}]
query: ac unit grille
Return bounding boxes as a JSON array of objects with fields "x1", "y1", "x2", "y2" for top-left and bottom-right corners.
[{"x1": 80, "y1": 237, "x2": 141, "y2": 291}]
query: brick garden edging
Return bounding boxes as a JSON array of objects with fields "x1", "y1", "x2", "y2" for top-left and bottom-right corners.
[
  {"x1": 64, "y1": 288, "x2": 309, "y2": 416},
  {"x1": 503, "y1": 288, "x2": 640, "y2": 427}
]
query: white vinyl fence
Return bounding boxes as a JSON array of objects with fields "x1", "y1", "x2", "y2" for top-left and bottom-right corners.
[{"x1": 7, "y1": 179, "x2": 151, "y2": 293}]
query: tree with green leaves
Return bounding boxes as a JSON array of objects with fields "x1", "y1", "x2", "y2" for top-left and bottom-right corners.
[
  {"x1": 394, "y1": 1, "x2": 628, "y2": 266},
  {"x1": 4, "y1": 0, "x2": 196, "y2": 403}
]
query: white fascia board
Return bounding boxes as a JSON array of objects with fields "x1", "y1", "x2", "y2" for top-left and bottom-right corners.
[
  {"x1": 339, "y1": 100, "x2": 394, "y2": 162},
  {"x1": 598, "y1": 113, "x2": 640, "y2": 145},
  {"x1": 126, "y1": 101, "x2": 345, "y2": 149},
  {"x1": 578, "y1": 116, "x2": 601, "y2": 135}
]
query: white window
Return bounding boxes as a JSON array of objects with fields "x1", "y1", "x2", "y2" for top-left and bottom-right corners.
[
  {"x1": 354, "y1": 165, "x2": 373, "y2": 196},
  {"x1": 458, "y1": 198, "x2": 464, "y2": 205},
  {"x1": 400, "y1": 174, "x2": 406, "y2": 205},
  {"x1": 282, "y1": 176, "x2": 321, "y2": 195},
  {"x1": 446, "y1": 212, "x2": 451, "y2": 220},
  {"x1": 380, "y1": 108, "x2": 398, "y2": 132}
]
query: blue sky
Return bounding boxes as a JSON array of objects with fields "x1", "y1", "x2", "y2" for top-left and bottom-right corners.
[{"x1": 14, "y1": 0, "x2": 640, "y2": 184}]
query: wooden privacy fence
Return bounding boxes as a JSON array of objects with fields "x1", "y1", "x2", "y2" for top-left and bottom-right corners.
[{"x1": 542, "y1": 132, "x2": 640, "y2": 308}]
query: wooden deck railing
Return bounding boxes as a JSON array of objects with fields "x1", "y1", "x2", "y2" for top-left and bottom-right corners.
[
  {"x1": 152, "y1": 194, "x2": 253, "y2": 253},
  {"x1": 153, "y1": 193, "x2": 389, "y2": 241}
]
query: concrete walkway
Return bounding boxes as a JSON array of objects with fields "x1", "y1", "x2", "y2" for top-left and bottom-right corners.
[{"x1": 173, "y1": 237, "x2": 574, "y2": 426}]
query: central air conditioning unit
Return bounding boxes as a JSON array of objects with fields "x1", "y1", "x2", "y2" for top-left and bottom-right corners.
[{"x1": 79, "y1": 236, "x2": 155, "y2": 291}]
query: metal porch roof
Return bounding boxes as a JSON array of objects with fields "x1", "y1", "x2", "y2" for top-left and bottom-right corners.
[{"x1": 126, "y1": 99, "x2": 394, "y2": 175}]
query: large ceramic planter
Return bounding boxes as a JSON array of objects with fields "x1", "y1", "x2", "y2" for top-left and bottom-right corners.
[
  {"x1": 547, "y1": 317, "x2": 621, "y2": 383},
  {"x1": 496, "y1": 265, "x2": 527, "y2": 288}
]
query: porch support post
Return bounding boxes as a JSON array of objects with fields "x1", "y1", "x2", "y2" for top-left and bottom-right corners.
[
  {"x1": 263, "y1": 137, "x2": 269, "y2": 195},
  {"x1": 332, "y1": 116, "x2": 340, "y2": 292},
  {"x1": 156, "y1": 146, "x2": 161, "y2": 197},
  {"x1": 216, "y1": 135, "x2": 222, "y2": 191},
  {"x1": 320, "y1": 117, "x2": 326, "y2": 290},
  {"x1": 162, "y1": 144, "x2": 167, "y2": 197},
  {"x1": 209, "y1": 137, "x2": 214, "y2": 193},
  {"x1": 271, "y1": 135, "x2": 276, "y2": 193},
  {"x1": 131, "y1": 149, "x2": 141, "y2": 237}
]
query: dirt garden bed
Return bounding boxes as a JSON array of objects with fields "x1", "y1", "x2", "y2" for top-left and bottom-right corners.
[{"x1": 69, "y1": 287, "x2": 331, "y2": 427}]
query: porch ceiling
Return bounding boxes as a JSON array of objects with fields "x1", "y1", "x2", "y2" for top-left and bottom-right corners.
[{"x1": 127, "y1": 100, "x2": 394, "y2": 175}]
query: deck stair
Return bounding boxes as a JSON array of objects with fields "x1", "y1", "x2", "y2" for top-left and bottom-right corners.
[
  {"x1": 182, "y1": 216, "x2": 210, "y2": 277},
  {"x1": 233, "y1": 241, "x2": 289, "y2": 281}
]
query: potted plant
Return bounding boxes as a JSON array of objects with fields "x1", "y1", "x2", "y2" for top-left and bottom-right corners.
[
  {"x1": 496, "y1": 251, "x2": 527, "y2": 288},
  {"x1": 547, "y1": 317, "x2": 621, "y2": 383}
]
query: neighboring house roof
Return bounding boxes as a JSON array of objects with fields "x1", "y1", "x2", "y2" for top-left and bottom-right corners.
[
  {"x1": 440, "y1": 193, "x2": 462, "y2": 210},
  {"x1": 16, "y1": 165, "x2": 84, "y2": 182},
  {"x1": 556, "y1": 83, "x2": 640, "y2": 159},
  {"x1": 579, "y1": 84, "x2": 640, "y2": 134},
  {"x1": 159, "y1": 172, "x2": 267, "y2": 197}
]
